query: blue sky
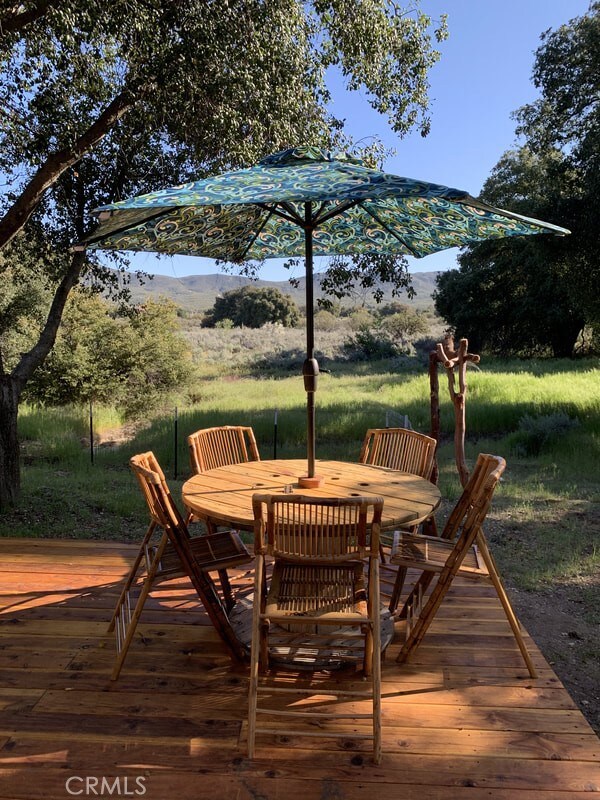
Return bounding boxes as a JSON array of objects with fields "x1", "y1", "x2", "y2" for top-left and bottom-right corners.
[{"x1": 128, "y1": 0, "x2": 589, "y2": 283}]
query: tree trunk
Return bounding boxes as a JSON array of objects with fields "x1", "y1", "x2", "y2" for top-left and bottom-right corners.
[
  {"x1": 0, "y1": 251, "x2": 86, "y2": 510},
  {"x1": 550, "y1": 319, "x2": 585, "y2": 358},
  {"x1": 0, "y1": 376, "x2": 21, "y2": 510}
]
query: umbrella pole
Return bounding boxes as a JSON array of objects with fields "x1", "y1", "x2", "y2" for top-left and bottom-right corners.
[{"x1": 299, "y1": 202, "x2": 322, "y2": 488}]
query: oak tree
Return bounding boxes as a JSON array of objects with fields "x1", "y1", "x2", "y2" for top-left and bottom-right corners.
[{"x1": 0, "y1": 0, "x2": 447, "y2": 507}]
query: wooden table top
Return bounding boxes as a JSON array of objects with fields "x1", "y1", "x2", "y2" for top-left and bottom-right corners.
[{"x1": 182, "y1": 458, "x2": 441, "y2": 531}]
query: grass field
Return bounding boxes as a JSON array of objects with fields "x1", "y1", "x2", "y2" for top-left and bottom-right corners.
[
  {"x1": 4, "y1": 353, "x2": 600, "y2": 730},
  {"x1": 11, "y1": 355, "x2": 599, "y2": 571}
]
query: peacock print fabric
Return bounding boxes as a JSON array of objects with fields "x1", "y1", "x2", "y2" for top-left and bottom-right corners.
[{"x1": 82, "y1": 146, "x2": 569, "y2": 261}]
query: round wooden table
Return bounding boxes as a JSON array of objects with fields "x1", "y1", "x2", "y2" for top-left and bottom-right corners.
[
  {"x1": 182, "y1": 459, "x2": 441, "y2": 668},
  {"x1": 182, "y1": 458, "x2": 441, "y2": 532}
]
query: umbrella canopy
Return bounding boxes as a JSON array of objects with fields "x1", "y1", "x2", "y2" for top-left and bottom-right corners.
[{"x1": 80, "y1": 146, "x2": 570, "y2": 484}]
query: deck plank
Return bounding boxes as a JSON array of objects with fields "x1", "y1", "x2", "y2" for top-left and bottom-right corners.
[{"x1": 0, "y1": 537, "x2": 598, "y2": 800}]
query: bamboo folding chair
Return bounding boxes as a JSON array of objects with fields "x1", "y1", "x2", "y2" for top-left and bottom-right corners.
[
  {"x1": 360, "y1": 426, "x2": 438, "y2": 554},
  {"x1": 108, "y1": 451, "x2": 252, "y2": 680},
  {"x1": 187, "y1": 425, "x2": 260, "y2": 475},
  {"x1": 186, "y1": 425, "x2": 260, "y2": 595},
  {"x1": 248, "y1": 494, "x2": 384, "y2": 764},
  {"x1": 359, "y1": 427, "x2": 437, "y2": 479},
  {"x1": 389, "y1": 453, "x2": 537, "y2": 678}
]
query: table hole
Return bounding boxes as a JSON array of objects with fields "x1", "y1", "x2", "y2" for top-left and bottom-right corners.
[
  {"x1": 330, "y1": 477, "x2": 340, "y2": 480},
  {"x1": 272, "y1": 474, "x2": 281, "y2": 477},
  {"x1": 359, "y1": 482, "x2": 370, "y2": 486},
  {"x1": 349, "y1": 492, "x2": 360, "y2": 497},
  {"x1": 255, "y1": 483, "x2": 265, "y2": 487}
]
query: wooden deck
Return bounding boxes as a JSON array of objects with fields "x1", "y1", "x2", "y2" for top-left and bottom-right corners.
[{"x1": 0, "y1": 537, "x2": 598, "y2": 799}]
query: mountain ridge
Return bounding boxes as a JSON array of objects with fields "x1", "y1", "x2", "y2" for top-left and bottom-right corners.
[{"x1": 124, "y1": 270, "x2": 440, "y2": 311}]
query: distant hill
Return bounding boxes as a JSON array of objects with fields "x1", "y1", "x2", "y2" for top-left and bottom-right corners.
[{"x1": 125, "y1": 270, "x2": 440, "y2": 311}]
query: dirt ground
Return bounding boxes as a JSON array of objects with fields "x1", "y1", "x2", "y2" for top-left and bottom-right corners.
[{"x1": 510, "y1": 581, "x2": 600, "y2": 735}]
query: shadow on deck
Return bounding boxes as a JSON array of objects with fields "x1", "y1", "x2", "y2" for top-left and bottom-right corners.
[{"x1": 0, "y1": 537, "x2": 598, "y2": 799}]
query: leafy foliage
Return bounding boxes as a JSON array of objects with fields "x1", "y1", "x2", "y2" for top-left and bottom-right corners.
[
  {"x1": 435, "y1": 5, "x2": 599, "y2": 356},
  {"x1": 318, "y1": 253, "x2": 415, "y2": 309},
  {"x1": 342, "y1": 304, "x2": 428, "y2": 360},
  {"x1": 23, "y1": 293, "x2": 192, "y2": 417},
  {"x1": 507, "y1": 413, "x2": 580, "y2": 457},
  {"x1": 203, "y1": 286, "x2": 300, "y2": 329}
]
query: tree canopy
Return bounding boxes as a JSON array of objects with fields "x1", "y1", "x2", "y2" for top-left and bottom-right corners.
[
  {"x1": 434, "y1": 3, "x2": 599, "y2": 357},
  {"x1": 0, "y1": 0, "x2": 448, "y2": 248},
  {"x1": 203, "y1": 287, "x2": 300, "y2": 329}
]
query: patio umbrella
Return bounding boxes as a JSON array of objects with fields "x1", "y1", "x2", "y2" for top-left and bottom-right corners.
[{"x1": 78, "y1": 145, "x2": 569, "y2": 486}]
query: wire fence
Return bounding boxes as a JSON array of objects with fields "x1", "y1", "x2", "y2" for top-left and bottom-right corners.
[{"x1": 86, "y1": 404, "x2": 412, "y2": 479}]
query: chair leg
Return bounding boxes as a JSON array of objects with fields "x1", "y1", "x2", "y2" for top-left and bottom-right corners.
[
  {"x1": 396, "y1": 571, "x2": 435, "y2": 619},
  {"x1": 205, "y1": 520, "x2": 236, "y2": 611},
  {"x1": 476, "y1": 532, "x2": 538, "y2": 678},
  {"x1": 388, "y1": 566, "x2": 407, "y2": 614},
  {"x1": 111, "y1": 531, "x2": 169, "y2": 681},
  {"x1": 248, "y1": 555, "x2": 264, "y2": 758},
  {"x1": 396, "y1": 569, "x2": 450, "y2": 663},
  {"x1": 108, "y1": 521, "x2": 157, "y2": 633},
  {"x1": 371, "y1": 558, "x2": 382, "y2": 765},
  {"x1": 218, "y1": 569, "x2": 235, "y2": 612}
]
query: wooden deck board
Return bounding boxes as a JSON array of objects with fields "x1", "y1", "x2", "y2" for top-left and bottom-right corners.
[{"x1": 0, "y1": 538, "x2": 598, "y2": 799}]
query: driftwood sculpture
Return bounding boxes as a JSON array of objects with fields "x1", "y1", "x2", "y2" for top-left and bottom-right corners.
[{"x1": 429, "y1": 336, "x2": 480, "y2": 488}]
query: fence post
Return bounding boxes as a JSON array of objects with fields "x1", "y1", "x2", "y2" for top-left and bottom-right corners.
[
  {"x1": 273, "y1": 409, "x2": 278, "y2": 459},
  {"x1": 173, "y1": 406, "x2": 178, "y2": 480},
  {"x1": 89, "y1": 400, "x2": 94, "y2": 465}
]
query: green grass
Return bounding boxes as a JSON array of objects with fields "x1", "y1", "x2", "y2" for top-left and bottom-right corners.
[{"x1": 3, "y1": 356, "x2": 599, "y2": 625}]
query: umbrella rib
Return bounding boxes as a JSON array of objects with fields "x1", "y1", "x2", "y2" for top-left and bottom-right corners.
[
  {"x1": 238, "y1": 206, "x2": 275, "y2": 262},
  {"x1": 81, "y1": 207, "x2": 176, "y2": 248},
  {"x1": 360, "y1": 201, "x2": 421, "y2": 257},
  {"x1": 258, "y1": 203, "x2": 304, "y2": 226},
  {"x1": 280, "y1": 201, "x2": 306, "y2": 225},
  {"x1": 313, "y1": 198, "x2": 363, "y2": 226}
]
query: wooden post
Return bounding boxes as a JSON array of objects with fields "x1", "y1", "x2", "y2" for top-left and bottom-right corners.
[
  {"x1": 428, "y1": 351, "x2": 440, "y2": 485},
  {"x1": 429, "y1": 336, "x2": 480, "y2": 488}
]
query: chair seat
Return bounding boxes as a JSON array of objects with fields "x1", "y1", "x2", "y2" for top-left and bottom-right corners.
[
  {"x1": 266, "y1": 561, "x2": 367, "y2": 623},
  {"x1": 148, "y1": 530, "x2": 251, "y2": 581},
  {"x1": 390, "y1": 531, "x2": 487, "y2": 575}
]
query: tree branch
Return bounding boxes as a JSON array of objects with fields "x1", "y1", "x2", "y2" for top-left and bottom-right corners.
[
  {"x1": 12, "y1": 250, "x2": 86, "y2": 389},
  {"x1": 0, "y1": 89, "x2": 136, "y2": 250}
]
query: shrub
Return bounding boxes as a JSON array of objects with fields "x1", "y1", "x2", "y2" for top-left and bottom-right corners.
[
  {"x1": 507, "y1": 412, "x2": 580, "y2": 457},
  {"x1": 342, "y1": 326, "x2": 400, "y2": 360},
  {"x1": 314, "y1": 309, "x2": 339, "y2": 331}
]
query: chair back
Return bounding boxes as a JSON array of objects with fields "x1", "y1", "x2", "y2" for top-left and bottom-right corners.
[
  {"x1": 359, "y1": 427, "x2": 436, "y2": 479},
  {"x1": 441, "y1": 453, "x2": 506, "y2": 544},
  {"x1": 130, "y1": 451, "x2": 188, "y2": 537},
  {"x1": 252, "y1": 494, "x2": 383, "y2": 562},
  {"x1": 188, "y1": 425, "x2": 260, "y2": 474}
]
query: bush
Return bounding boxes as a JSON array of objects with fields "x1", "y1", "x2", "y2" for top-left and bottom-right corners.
[
  {"x1": 24, "y1": 293, "x2": 193, "y2": 418},
  {"x1": 314, "y1": 309, "x2": 339, "y2": 331},
  {"x1": 507, "y1": 412, "x2": 580, "y2": 457},
  {"x1": 342, "y1": 326, "x2": 399, "y2": 360}
]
